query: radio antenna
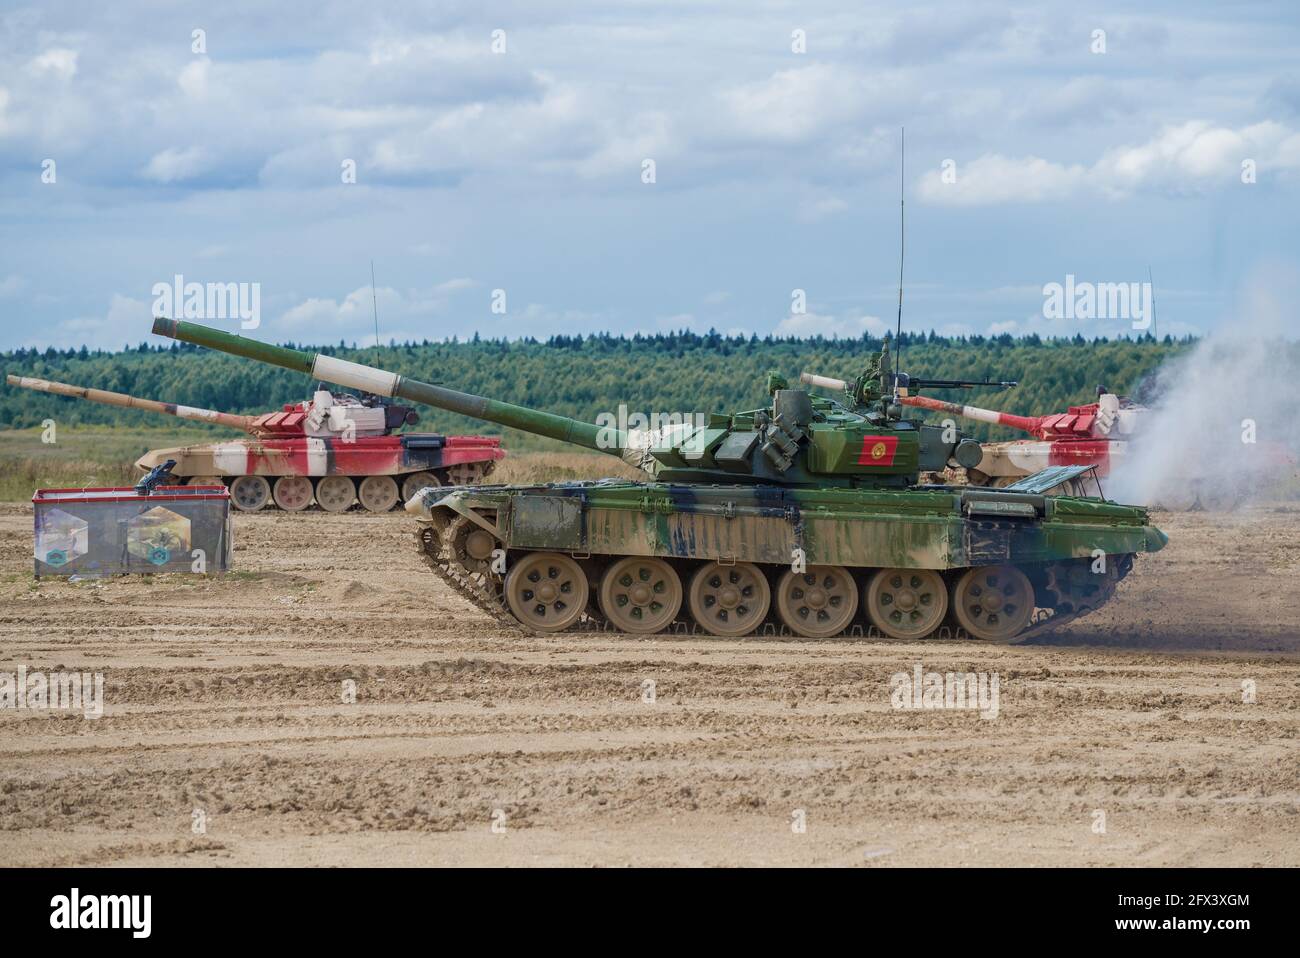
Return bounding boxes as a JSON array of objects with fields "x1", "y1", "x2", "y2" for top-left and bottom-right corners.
[
  {"x1": 893, "y1": 127, "x2": 905, "y2": 396},
  {"x1": 370, "y1": 259, "x2": 381, "y2": 351}
]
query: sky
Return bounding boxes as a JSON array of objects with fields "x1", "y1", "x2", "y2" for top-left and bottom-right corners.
[{"x1": 1, "y1": 0, "x2": 1298, "y2": 351}]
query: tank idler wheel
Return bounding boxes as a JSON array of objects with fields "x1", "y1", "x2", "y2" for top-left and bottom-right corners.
[
  {"x1": 446, "y1": 515, "x2": 500, "y2": 575},
  {"x1": 358, "y1": 475, "x2": 400, "y2": 513},
  {"x1": 229, "y1": 475, "x2": 272, "y2": 512},
  {"x1": 688, "y1": 561, "x2": 771, "y2": 637},
  {"x1": 951, "y1": 565, "x2": 1035, "y2": 642},
  {"x1": 315, "y1": 475, "x2": 356, "y2": 513},
  {"x1": 504, "y1": 552, "x2": 589, "y2": 632},
  {"x1": 775, "y1": 566, "x2": 859, "y2": 638},
  {"x1": 401, "y1": 471, "x2": 441, "y2": 504},
  {"x1": 598, "y1": 557, "x2": 683, "y2": 634},
  {"x1": 188, "y1": 476, "x2": 224, "y2": 488},
  {"x1": 272, "y1": 476, "x2": 314, "y2": 511},
  {"x1": 865, "y1": 568, "x2": 949, "y2": 639}
]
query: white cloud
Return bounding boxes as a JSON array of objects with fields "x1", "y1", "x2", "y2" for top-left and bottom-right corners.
[
  {"x1": 277, "y1": 281, "x2": 477, "y2": 340},
  {"x1": 142, "y1": 146, "x2": 209, "y2": 183},
  {"x1": 719, "y1": 64, "x2": 894, "y2": 144},
  {"x1": 28, "y1": 48, "x2": 78, "y2": 81},
  {"x1": 775, "y1": 312, "x2": 887, "y2": 338},
  {"x1": 920, "y1": 121, "x2": 1300, "y2": 205},
  {"x1": 178, "y1": 58, "x2": 210, "y2": 98},
  {"x1": 1092, "y1": 120, "x2": 1296, "y2": 193},
  {"x1": 918, "y1": 153, "x2": 1088, "y2": 205},
  {"x1": 0, "y1": 274, "x2": 24, "y2": 297},
  {"x1": 23, "y1": 294, "x2": 149, "y2": 350},
  {"x1": 280, "y1": 287, "x2": 395, "y2": 330}
]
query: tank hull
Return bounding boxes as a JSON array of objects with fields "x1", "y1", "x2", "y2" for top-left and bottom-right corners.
[
  {"x1": 136, "y1": 434, "x2": 504, "y2": 512},
  {"x1": 409, "y1": 480, "x2": 1165, "y2": 641},
  {"x1": 136, "y1": 434, "x2": 502, "y2": 479}
]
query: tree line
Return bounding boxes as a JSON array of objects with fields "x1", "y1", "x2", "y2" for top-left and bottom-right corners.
[{"x1": 2, "y1": 330, "x2": 1195, "y2": 444}]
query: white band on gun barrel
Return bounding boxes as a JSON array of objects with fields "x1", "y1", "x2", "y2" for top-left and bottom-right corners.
[
  {"x1": 174, "y1": 405, "x2": 220, "y2": 421},
  {"x1": 959, "y1": 405, "x2": 1002, "y2": 425},
  {"x1": 311, "y1": 355, "x2": 399, "y2": 397},
  {"x1": 800, "y1": 372, "x2": 848, "y2": 390}
]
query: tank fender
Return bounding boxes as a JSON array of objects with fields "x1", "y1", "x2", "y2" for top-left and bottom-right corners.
[{"x1": 1144, "y1": 525, "x2": 1169, "y2": 552}]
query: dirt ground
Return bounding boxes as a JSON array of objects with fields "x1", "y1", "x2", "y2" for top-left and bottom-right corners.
[{"x1": 1, "y1": 501, "x2": 1297, "y2": 867}]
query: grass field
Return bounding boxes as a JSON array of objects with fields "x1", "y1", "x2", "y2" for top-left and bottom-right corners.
[
  {"x1": 0, "y1": 426, "x2": 216, "y2": 500},
  {"x1": 0, "y1": 427, "x2": 637, "y2": 501}
]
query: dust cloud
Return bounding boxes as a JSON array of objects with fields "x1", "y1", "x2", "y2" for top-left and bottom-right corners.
[{"x1": 1108, "y1": 269, "x2": 1300, "y2": 509}]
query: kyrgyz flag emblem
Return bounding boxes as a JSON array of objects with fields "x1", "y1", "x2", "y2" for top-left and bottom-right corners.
[{"x1": 857, "y1": 434, "x2": 899, "y2": 466}]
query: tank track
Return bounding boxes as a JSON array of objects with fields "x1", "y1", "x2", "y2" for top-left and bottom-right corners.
[
  {"x1": 415, "y1": 520, "x2": 1128, "y2": 643},
  {"x1": 417, "y1": 522, "x2": 527, "y2": 632}
]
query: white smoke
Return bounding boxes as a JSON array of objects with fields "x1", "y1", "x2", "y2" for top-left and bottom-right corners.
[{"x1": 1107, "y1": 267, "x2": 1300, "y2": 510}]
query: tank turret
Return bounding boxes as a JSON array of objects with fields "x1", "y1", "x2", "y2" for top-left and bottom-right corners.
[{"x1": 151, "y1": 318, "x2": 986, "y2": 488}]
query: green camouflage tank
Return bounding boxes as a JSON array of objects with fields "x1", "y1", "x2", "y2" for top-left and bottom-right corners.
[{"x1": 152, "y1": 318, "x2": 1168, "y2": 643}]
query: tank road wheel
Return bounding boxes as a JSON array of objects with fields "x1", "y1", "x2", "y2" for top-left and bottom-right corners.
[
  {"x1": 401, "y1": 471, "x2": 441, "y2": 504},
  {"x1": 358, "y1": 475, "x2": 400, "y2": 513},
  {"x1": 272, "y1": 476, "x2": 314, "y2": 512},
  {"x1": 188, "y1": 476, "x2": 224, "y2": 488},
  {"x1": 444, "y1": 463, "x2": 484, "y2": 486},
  {"x1": 598, "y1": 557, "x2": 683, "y2": 634},
  {"x1": 775, "y1": 566, "x2": 859, "y2": 638},
  {"x1": 504, "y1": 552, "x2": 589, "y2": 632},
  {"x1": 951, "y1": 566, "x2": 1035, "y2": 642},
  {"x1": 865, "y1": 568, "x2": 949, "y2": 640},
  {"x1": 688, "y1": 562, "x2": 771, "y2": 638},
  {"x1": 315, "y1": 475, "x2": 356, "y2": 513},
  {"x1": 229, "y1": 475, "x2": 272, "y2": 512}
]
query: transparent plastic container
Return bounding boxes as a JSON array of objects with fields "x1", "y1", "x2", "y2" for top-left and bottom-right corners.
[{"x1": 33, "y1": 485, "x2": 232, "y2": 577}]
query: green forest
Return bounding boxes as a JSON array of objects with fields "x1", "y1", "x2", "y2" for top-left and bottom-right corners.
[{"x1": 2, "y1": 331, "x2": 1193, "y2": 448}]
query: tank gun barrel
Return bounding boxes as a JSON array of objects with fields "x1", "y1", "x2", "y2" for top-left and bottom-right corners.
[
  {"x1": 798, "y1": 372, "x2": 849, "y2": 391},
  {"x1": 897, "y1": 394, "x2": 1046, "y2": 438},
  {"x1": 800, "y1": 371, "x2": 1015, "y2": 392},
  {"x1": 6, "y1": 373, "x2": 258, "y2": 434},
  {"x1": 896, "y1": 376, "x2": 1018, "y2": 390},
  {"x1": 150, "y1": 318, "x2": 617, "y2": 454}
]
